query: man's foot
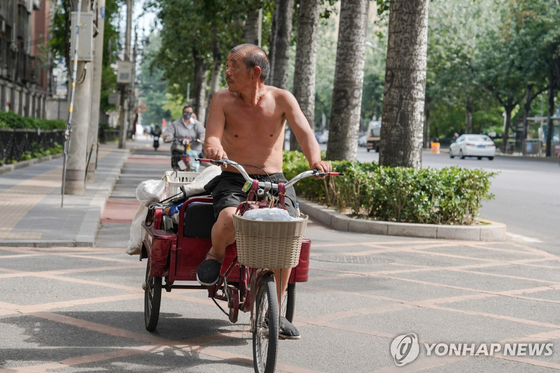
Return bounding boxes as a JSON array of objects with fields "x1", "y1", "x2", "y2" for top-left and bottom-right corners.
[
  {"x1": 196, "y1": 259, "x2": 222, "y2": 286},
  {"x1": 279, "y1": 316, "x2": 300, "y2": 340}
]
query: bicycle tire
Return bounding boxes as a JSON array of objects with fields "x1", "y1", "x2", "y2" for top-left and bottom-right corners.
[
  {"x1": 281, "y1": 283, "x2": 296, "y2": 323},
  {"x1": 253, "y1": 275, "x2": 279, "y2": 373},
  {"x1": 144, "y1": 259, "x2": 162, "y2": 332}
]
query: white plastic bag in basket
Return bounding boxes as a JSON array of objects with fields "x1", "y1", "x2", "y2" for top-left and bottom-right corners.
[
  {"x1": 242, "y1": 208, "x2": 302, "y2": 221},
  {"x1": 135, "y1": 179, "x2": 166, "y2": 206}
]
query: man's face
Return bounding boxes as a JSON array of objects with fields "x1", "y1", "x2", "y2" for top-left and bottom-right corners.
[{"x1": 225, "y1": 51, "x2": 252, "y2": 92}]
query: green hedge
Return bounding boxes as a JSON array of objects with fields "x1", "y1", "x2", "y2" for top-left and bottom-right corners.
[
  {"x1": 283, "y1": 151, "x2": 497, "y2": 225},
  {"x1": 0, "y1": 111, "x2": 65, "y2": 130}
]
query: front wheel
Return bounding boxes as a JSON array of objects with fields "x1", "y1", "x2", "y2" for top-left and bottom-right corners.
[
  {"x1": 144, "y1": 259, "x2": 162, "y2": 331},
  {"x1": 253, "y1": 276, "x2": 279, "y2": 373}
]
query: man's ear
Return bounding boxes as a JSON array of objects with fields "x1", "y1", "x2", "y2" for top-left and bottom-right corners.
[{"x1": 252, "y1": 66, "x2": 262, "y2": 80}]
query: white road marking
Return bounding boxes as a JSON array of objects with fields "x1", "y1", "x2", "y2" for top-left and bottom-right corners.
[{"x1": 507, "y1": 232, "x2": 543, "y2": 243}]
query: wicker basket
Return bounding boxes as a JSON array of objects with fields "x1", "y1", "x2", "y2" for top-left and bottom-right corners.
[
  {"x1": 233, "y1": 214, "x2": 308, "y2": 269},
  {"x1": 163, "y1": 171, "x2": 200, "y2": 196}
]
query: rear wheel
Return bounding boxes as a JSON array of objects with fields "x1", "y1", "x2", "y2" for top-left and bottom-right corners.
[
  {"x1": 477, "y1": 156, "x2": 482, "y2": 160},
  {"x1": 281, "y1": 283, "x2": 296, "y2": 323},
  {"x1": 449, "y1": 149, "x2": 454, "y2": 159},
  {"x1": 489, "y1": 156, "x2": 494, "y2": 160},
  {"x1": 144, "y1": 259, "x2": 162, "y2": 332},
  {"x1": 253, "y1": 276, "x2": 279, "y2": 373},
  {"x1": 460, "y1": 150, "x2": 465, "y2": 159}
]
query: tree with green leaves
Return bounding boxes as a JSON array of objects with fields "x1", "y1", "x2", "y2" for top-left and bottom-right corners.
[
  {"x1": 426, "y1": 0, "x2": 499, "y2": 145},
  {"x1": 138, "y1": 33, "x2": 172, "y2": 126},
  {"x1": 50, "y1": 0, "x2": 122, "y2": 113}
]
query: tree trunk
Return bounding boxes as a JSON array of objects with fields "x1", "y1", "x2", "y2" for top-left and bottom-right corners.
[
  {"x1": 192, "y1": 51, "x2": 208, "y2": 123},
  {"x1": 546, "y1": 83, "x2": 554, "y2": 157},
  {"x1": 423, "y1": 95, "x2": 430, "y2": 148},
  {"x1": 325, "y1": 0, "x2": 369, "y2": 161},
  {"x1": 267, "y1": 1, "x2": 278, "y2": 85},
  {"x1": 379, "y1": 0, "x2": 430, "y2": 169},
  {"x1": 206, "y1": 39, "x2": 222, "y2": 125},
  {"x1": 465, "y1": 98, "x2": 473, "y2": 134},
  {"x1": 244, "y1": 10, "x2": 260, "y2": 45},
  {"x1": 522, "y1": 84, "x2": 532, "y2": 155},
  {"x1": 502, "y1": 104, "x2": 513, "y2": 154},
  {"x1": 269, "y1": 0, "x2": 294, "y2": 89},
  {"x1": 290, "y1": 0, "x2": 320, "y2": 152}
]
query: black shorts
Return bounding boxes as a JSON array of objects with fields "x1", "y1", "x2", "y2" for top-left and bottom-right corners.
[{"x1": 204, "y1": 171, "x2": 297, "y2": 218}]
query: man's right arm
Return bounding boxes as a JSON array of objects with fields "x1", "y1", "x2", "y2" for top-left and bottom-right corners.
[
  {"x1": 204, "y1": 91, "x2": 228, "y2": 160},
  {"x1": 162, "y1": 122, "x2": 174, "y2": 142}
]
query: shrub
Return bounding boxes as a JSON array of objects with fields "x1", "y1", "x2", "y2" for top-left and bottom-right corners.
[
  {"x1": 283, "y1": 151, "x2": 496, "y2": 226},
  {"x1": 0, "y1": 111, "x2": 65, "y2": 130}
]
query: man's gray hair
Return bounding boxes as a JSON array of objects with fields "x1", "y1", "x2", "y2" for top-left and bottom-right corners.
[{"x1": 230, "y1": 44, "x2": 270, "y2": 82}]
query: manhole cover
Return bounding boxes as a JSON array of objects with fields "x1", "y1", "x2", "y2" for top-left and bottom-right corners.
[{"x1": 313, "y1": 255, "x2": 393, "y2": 264}]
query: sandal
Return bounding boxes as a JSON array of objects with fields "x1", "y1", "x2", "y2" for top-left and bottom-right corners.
[{"x1": 279, "y1": 316, "x2": 301, "y2": 340}]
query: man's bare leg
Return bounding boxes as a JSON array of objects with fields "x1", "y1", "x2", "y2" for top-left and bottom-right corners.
[
  {"x1": 274, "y1": 268, "x2": 291, "y2": 314},
  {"x1": 274, "y1": 267, "x2": 300, "y2": 339}
]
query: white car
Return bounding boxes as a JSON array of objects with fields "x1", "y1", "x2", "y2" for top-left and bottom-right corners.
[{"x1": 449, "y1": 134, "x2": 495, "y2": 160}]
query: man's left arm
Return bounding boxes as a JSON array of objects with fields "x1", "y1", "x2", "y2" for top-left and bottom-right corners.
[{"x1": 281, "y1": 91, "x2": 332, "y2": 172}]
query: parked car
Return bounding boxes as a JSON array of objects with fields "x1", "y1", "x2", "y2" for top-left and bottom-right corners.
[{"x1": 449, "y1": 134, "x2": 495, "y2": 160}]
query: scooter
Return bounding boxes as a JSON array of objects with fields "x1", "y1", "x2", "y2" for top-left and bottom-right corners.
[
  {"x1": 169, "y1": 138, "x2": 201, "y2": 171},
  {"x1": 153, "y1": 134, "x2": 161, "y2": 151}
]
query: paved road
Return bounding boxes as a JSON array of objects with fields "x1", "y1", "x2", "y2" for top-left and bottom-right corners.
[
  {"x1": 354, "y1": 146, "x2": 560, "y2": 253},
  {"x1": 2, "y1": 138, "x2": 560, "y2": 372}
]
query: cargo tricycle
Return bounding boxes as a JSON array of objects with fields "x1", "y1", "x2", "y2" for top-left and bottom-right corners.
[{"x1": 140, "y1": 158, "x2": 339, "y2": 373}]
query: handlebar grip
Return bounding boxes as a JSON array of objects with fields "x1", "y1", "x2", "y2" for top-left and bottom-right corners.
[{"x1": 197, "y1": 158, "x2": 229, "y2": 165}]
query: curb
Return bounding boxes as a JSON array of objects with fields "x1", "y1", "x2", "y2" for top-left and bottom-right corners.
[
  {"x1": 299, "y1": 199, "x2": 507, "y2": 241},
  {"x1": 0, "y1": 153, "x2": 64, "y2": 175},
  {"x1": 437, "y1": 148, "x2": 559, "y2": 162}
]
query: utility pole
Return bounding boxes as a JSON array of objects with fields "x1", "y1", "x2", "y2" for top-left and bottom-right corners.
[
  {"x1": 64, "y1": 0, "x2": 93, "y2": 195},
  {"x1": 118, "y1": 0, "x2": 133, "y2": 149},
  {"x1": 87, "y1": 0, "x2": 106, "y2": 182},
  {"x1": 128, "y1": 28, "x2": 138, "y2": 138}
]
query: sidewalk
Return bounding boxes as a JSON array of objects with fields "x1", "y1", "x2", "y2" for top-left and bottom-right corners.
[{"x1": 0, "y1": 141, "x2": 141, "y2": 247}]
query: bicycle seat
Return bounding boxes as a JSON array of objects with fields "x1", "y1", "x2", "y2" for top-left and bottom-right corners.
[{"x1": 183, "y1": 201, "x2": 215, "y2": 238}]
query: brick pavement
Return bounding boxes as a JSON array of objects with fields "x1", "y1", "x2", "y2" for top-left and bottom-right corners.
[
  {"x1": 0, "y1": 143, "x2": 129, "y2": 246},
  {"x1": 1, "y1": 226, "x2": 560, "y2": 372}
]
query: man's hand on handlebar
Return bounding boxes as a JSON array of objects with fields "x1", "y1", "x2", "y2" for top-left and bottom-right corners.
[
  {"x1": 204, "y1": 146, "x2": 228, "y2": 162},
  {"x1": 311, "y1": 160, "x2": 332, "y2": 178}
]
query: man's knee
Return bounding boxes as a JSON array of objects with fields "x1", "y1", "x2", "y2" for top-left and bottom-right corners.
[{"x1": 212, "y1": 208, "x2": 236, "y2": 241}]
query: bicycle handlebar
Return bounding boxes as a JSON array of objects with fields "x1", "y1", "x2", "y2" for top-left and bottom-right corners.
[{"x1": 198, "y1": 158, "x2": 341, "y2": 191}]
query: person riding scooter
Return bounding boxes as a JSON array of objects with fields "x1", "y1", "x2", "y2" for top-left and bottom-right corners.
[
  {"x1": 151, "y1": 124, "x2": 162, "y2": 151},
  {"x1": 163, "y1": 105, "x2": 205, "y2": 171}
]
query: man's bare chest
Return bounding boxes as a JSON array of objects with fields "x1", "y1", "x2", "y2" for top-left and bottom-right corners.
[{"x1": 223, "y1": 105, "x2": 284, "y2": 134}]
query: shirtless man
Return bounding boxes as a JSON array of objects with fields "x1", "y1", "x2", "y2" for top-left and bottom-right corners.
[{"x1": 197, "y1": 44, "x2": 331, "y2": 339}]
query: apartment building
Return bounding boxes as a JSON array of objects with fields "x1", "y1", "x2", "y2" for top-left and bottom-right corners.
[{"x1": 0, "y1": 0, "x2": 52, "y2": 118}]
